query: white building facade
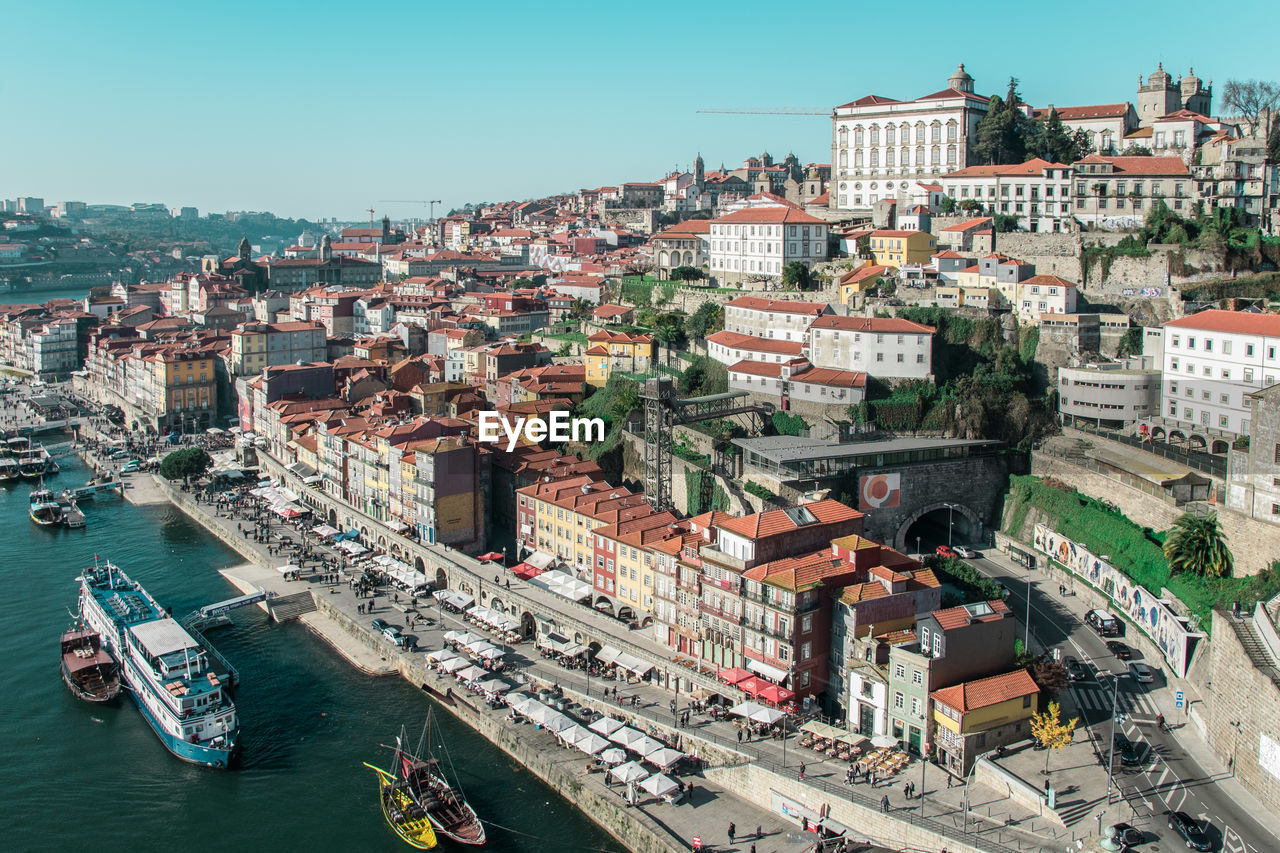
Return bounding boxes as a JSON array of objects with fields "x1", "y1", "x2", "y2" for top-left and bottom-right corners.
[
  {"x1": 1160, "y1": 310, "x2": 1280, "y2": 438},
  {"x1": 936, "y1": 158, "x2": 1075, "y2": 233},
  {"x1": 806, "y1": 316, "x2": 934, "y2": 379},
  {"x1": 708, "y1": 208, "x2": 829, "y2": 286},
  {"x1": 830, "y1": 65, "x2": 990, "y2": 211},
  {"x1": 721, "y1": 297, "x2": 831, "y2": 343}
]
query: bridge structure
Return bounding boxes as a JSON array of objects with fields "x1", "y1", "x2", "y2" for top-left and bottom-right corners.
[{"x1": 640, "y1": 377, "x2": 773, "y2": 512}]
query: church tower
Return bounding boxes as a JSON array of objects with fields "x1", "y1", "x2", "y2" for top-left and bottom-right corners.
[
  {"x1": 319, "y1": 234, "x2": 332, "y2": 263},
  {"x1": 1181, "y1": 68, "x2": 1211, "y2": 116},
  {"x1": 693, "y1": 152, "x2": 705, "y2": 191},
  {"x1": 381, "y1": 215, "x2": 391, "y2": 242},
  {"x1": 1137, "y1": 63, "x2": 1181, "y2": 126},
  {"x1": 237, "y1": 236, "x2": 251, "y2": 262}
]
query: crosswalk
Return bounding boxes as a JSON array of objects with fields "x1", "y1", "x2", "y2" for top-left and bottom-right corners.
[{"x1": 1067, "y1": 682, "x2": 1159, "y2": 718}]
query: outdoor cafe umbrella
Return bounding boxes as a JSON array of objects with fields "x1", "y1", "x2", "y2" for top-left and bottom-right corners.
[
  {"x1": 477, "y1": 647, "x2": 504, "y2": 661},
  {"x1": 747, "y1": 706, "x2": 786, "y2": 726},
  {"x1": 631, "y1": 736, "x2": 666, "y2": 757},
  {"x1": 609, "y1": 761, "x2": 649, "y2": 785},
  {"x1": 608, "y1": 727, "x2": 646, "y2": 748},
  {"x1": 639, "y1": 773, "x2": 681, "y2": 798},
  {"x1": 542, "y1": 714, "x2": 577, "y2": 734},
  {"x1": 728, "y1": 701, "x2": 767, "y2": 719},
  {"x1": 589, "y1": 716, "x2": 625, "y2": 737},
  {"x1": 440, "y1": 657, "x2": 469, "y2": 674},
  {"x1": 456, "y1": 664, "x2": 488, "y2": 683},
  {"x1": 872, "y1": 734, "x2": 900, "y2": 748},
  {"x1": 644, "y1": 747, "x2": 685, "y2": 769},
  {"x1": 426, "y1": 648, "x2": 458, "y2": 664},
  {"x1": 599, "y1": 748, "x2": 627, "y2": 764},
  {"x1": 576, "y1": 733, "x2": 613, "y2": 756},
  {"x1": 757, "y1": 683, "x2": 794, "y2": 705},
  {"x1": 561, "y1": 726, "x2": 592, "y2": 748}
]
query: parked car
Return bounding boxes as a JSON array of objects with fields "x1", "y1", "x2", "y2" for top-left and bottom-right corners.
[
  {"x1": 1107, "y1": 641, "x2": 1132, "y2": 660},
  {"x1": 120, "y1": 460, "x2": 141, "y2": 473},
  {"x1": 1109, "y1": 823, "x2": 1144, "y2": 847},
  {"x1": 1086, "y1": 609, "x2": 1122, "y2": 637},
  {"x1": 1129, "y1": 662, "x2": 1155, "y2": 684},
  {"x1": 935, "y1": 544, "x2": 956, "y2": 558},
  {"x1": 1167, "y1": 811, "x2": 1213, "y2": 851},
  {"x1": 370, "y1": 618, "x2": 391, "y2": 633},
  {"x1": 382, "y1": 627, "x2": 405, "y2": 646},
  {"x1": 954, "y1": 545, "x2": 979, "y2": 558},
  {"x1": 1114, "y1": 734, "x2": 1143, "y2": 766},
  {"x1": 109, "y1": 450, "x2": 130, "y2": 460},
  {"x1": 1065, "y1": 656, "x2": 1091, "y2": 682}
]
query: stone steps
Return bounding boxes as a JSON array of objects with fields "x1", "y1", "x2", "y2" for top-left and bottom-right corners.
[{"x1": 268, "y1": 591, "x2": 318, "y2": 623}]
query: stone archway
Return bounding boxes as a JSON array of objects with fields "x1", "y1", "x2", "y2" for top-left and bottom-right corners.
[
  {"x1": 328, "y1": 508, "x2": 337, "y2": 528},
  {"x1": 1211, "y1": 440, "x2": 1229, "y2": 454},
  {"x1": 360, "y1": 525, "x2": 369, "y2": 542},
  {"x1": 520, "y1": 611, "x2": 536, "y2": 639},
  {"x1": 490, "y1": 597, "x2": 505, "y2": 613},
  {"x1": 894, "y1": 502, "x2": 983, "y2": 554},
  {"x1": 1151, "y1": 427, "x2": 1166, "y2": 441},
  {"x1": 415, "y1": 556, "x2": 426, "y2": 575},
  {"x1": 378, "y1": 535, "x2": 387, "y2": 549},
  {"x1": 435, "y1": 567, "x2": 447, "y2": 589},
  {"x1": 594, "y1": 596, "x2": 615, "y2": 616},
  {"x1": 1188, "y1": 434, "x2": 1207, "y2": 450}
]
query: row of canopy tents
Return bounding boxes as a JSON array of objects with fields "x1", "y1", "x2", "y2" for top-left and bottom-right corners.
[
  {"x1": 372, "y1": 553, "x2": 430, "y2": 592},
  {"x1": 439, "y1": 632, "x2": 506, "y2": 662},
  {"x1": 248, "y1": 484, "x2": 310, "y2": 519},
  {"x1": 433, "y1": 589, "x2": 475, "y2": 611},
  {"x1": 595, "y1": 644, "x2": 654, "y2": 678},
  {"x1": 426, "y1": 647, "x2": 512, "y2": 694},
  {"x1": 509, "y1": 698, "x2": 686, "y2": 775},
  {"x1": 463, "y1": 604, "x2": 520, "y2": 635}
]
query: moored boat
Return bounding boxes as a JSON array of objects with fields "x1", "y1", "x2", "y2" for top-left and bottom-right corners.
[
  {"x1": 364, "y1": 762, "x2": 439, "y2": 849},
  {"x1": 19, "y1": 446, "x2": 51, "y2": 479},
  {"x1": 30, "y1": 488, "x2": 64, "y2": 526},
  {"x1": 380, "y1": 718, "x2": 486, "y2": 846},
  {"x1": 76, "y1": 561, "x2": 240, "y2": 768},
  {"x1": 60, "y1": 624, "x2": 121, "y2": 703},
  {"x1": 0, "y1": 457, "x2": 19, "y2": 482}
]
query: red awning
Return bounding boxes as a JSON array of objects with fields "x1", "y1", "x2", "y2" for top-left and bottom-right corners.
[
  {"x1": 757, "y1": 684, "x2": 795, "y2": 705},
  {"x1": 718, "y1": 667, "x2": 752, "y2": 685},
  {"x1": 512, "y1": 563, "x2": 544, "y2": 580},
  {"x1": 477, "y1": 552, "x2": 505, "y2": 562},
  {"x1": 735, "y1": 676, "x2": 766, "y2": 696}
]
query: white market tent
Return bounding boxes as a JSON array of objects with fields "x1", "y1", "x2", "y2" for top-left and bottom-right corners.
[
  {"x1": 609, "y1": 761, "x2": 649, "y2": 784},
  {"x1": 640, "y1": 773, "x2": 681, "y2": 797},
  {"x1": 589, "y1": 717, "x2": 625, "y2": 737}
]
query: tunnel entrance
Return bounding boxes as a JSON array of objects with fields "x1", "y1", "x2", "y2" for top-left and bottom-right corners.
[{"x1": 898, "y1": 503, "x2": 981, "y2": 556}]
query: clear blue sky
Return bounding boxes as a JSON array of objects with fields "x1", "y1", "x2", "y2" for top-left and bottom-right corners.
[{"x1": 3, "y1": 0, "x2": 1276, "y2": 221}]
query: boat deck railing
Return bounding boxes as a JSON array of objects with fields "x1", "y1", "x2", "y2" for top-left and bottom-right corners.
[{"x1": 184, "y1": 622, "x2": 240, "y2": 689}]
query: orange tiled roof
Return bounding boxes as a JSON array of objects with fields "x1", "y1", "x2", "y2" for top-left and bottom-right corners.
[
  {"x1": 931, "y1": 599, "x2": 1010, "y2": 630},
  {"x1": 930, "y1": 669, "x2": 1039, "y2": 713},
  {"x1": 715, "y1": 498, "x2": 862, "y2": 541},
  {"x1": 741, "y1": 549, "x2": 856, "y2": 592}
]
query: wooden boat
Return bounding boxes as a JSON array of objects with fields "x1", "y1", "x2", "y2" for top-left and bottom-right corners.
[
  {"x1": 365, "y1": 762, "x2": 438, "y2": 850},
  {"x1": 60, "y1": 625, "x2": 121, "y2": 703},
  {"x1": 30, "y1": 487, "x2": 63, "y2": 526},
  {"x1": 372, "y1": 717, "x2": 486, "y2": 847}
]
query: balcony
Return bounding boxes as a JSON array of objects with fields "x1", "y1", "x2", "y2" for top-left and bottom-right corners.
[{"x1": 698, "y1": 600, "x2": 743, "y2": 624}]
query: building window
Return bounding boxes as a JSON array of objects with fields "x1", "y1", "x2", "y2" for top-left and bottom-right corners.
[{"x1": 894, "y1": 692, "x2": 904, "y2": 710}]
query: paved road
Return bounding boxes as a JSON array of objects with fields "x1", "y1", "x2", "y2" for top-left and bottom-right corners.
[{"x1": 965, "y1": 547, "x2": 1277, "y2": 853}]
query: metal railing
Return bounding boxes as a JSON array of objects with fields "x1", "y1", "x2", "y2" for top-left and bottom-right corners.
[{"x1": 1065, "y1": 423, "x2": 1226, "y2": 478}]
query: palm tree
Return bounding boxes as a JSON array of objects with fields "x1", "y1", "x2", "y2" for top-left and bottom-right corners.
[{"x1": 1164, "y1": 512, "x2": 1233, "y2": 578}]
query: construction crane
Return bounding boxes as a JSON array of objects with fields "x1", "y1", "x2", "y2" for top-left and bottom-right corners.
[
  {"x1": 696, "y1": 108, "x2": 830, "y2": 116},
  {"x1": 378, "y1": 199, "x2": 443, "y2": 220}
]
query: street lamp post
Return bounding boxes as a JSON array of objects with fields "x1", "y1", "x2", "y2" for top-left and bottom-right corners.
[
  {"x1": 1105, "y1": 673, "x2": 1122, "y2": 804},
  {"x1": 943, "y1": 503, "x2": 957, "y2": 547},
  {"x1": 1025, "y1": 564, "x2": 1032, "y2": 650},
  {"x1": 962, "y1": 748, "x2": 995, "y2": 832}
]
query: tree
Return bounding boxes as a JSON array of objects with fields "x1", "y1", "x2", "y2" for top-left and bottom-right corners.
[
  {"x1": 670, "y1": 265, "x2": 704, "y2": 284},
  {"x1": 1121, "y1": 144, "x2": 1152, "y2": 157},
  {"x1": 569, "y1": 298, "x2": 592, "y2": 319},
  {"x1": 611, "y1": 384, "x2": 641, "y2": 422},
  {"x1": 556, "y1": 341, "x2": 573, "y2": 357},
  {"x1": 1164, "y1": 512, "x2": 1233, "y2": 578},
  {"x1": 1220, "y1": 79, "x2": 1280, "y2": 138},
  {"x1": 972, "y1": 79, "x2": 1034, "y2": 165},
  {"x1": 1028, "y1": 107, "x2": 1088, "y2": 164},
  {"x1": 1268, "y1": 120, "x2": 1280, "y2": 162},
  {"x1": 1030, "y1": 701, "x2": 1078, "y2": 776},
  {"x1": 958, "y1": 199, "x2": 984, "y2": 214},
  {"x1": 782, "y1": 261, "x2": 813, "y2": 290},
  {"x1": 939, "y1": 196, "x2": 957, "y2": 215},
  {"x1": 1030, "y1": 658, "x2": 1069, "y2": 698},
  {"x1": 685, "y1": 302, "x2": 723, "y2": 339},
  {"x1": 159, "y1": 446, "x2": 213, "y2": 484}
]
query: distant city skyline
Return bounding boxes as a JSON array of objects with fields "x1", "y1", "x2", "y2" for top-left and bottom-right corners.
[{"x1": 4, "y1": 0, "x2": 1274, "y2": 221}]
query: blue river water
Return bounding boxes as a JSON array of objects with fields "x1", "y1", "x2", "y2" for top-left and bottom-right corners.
[{"x1": 0, "y1": 452, "x2": 624, "y2": 852}]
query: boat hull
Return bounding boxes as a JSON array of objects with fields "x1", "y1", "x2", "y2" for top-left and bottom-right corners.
[
  {"x1": 126, "y1": 679, "x2": 238, "y2": 768},
  {"x1": 60, "y1": 659, "x2": 121, "y2": 703},
  {"x1": 368, "y1": 765, "x2": 438, "y2": 849}
]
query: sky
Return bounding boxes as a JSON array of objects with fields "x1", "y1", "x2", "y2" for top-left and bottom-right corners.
[{"x1": 3, "y1": 0, "x2": 1278, "y2": 222}]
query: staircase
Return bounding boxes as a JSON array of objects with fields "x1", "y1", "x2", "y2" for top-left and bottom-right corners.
[
  {"x1": 1231, "y1": 616, "x2": 1280, "y2": 688},
  {"x1": 267, "y1": 591, "x2": 318, "y2": 623}
]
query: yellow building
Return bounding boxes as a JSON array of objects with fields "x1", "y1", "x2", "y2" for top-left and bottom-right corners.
[
  {"x1": 515, "y1": 476, "x2": 649, "y2": 580},
  {"x1": 931, "y1": 669, "x2": 1039, "y2": 776},
  {"x1": 868, "y1": 230, "x2": 936, "y2": 268},
  {"x1": 592, "y1": 511, "x2": 679, "y2": 618},
  {"x1": 837, "y1": 263, "x2": 891, "y2": 305},
  {"x1": 583, "y1": 331, "x2": 654, "y2": 388},
  {"x1": 154, "y1": 349, "x2": 218, "y2": 432}
]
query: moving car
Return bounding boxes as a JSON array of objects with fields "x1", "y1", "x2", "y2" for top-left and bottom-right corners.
[
  {"x1": 1129, "y1": 662, "x2": 1155, "y2": 684},
  {"x1": 1114, "y1": 734, "x2": 1143, "y2": 766},
  {"x1": 1109, "y1": 823, "x2": 1144, "y2": 847},
  {"x1": 935, "y1": 544, "x2": 955, "y2": 558},
  {"x1": 1107, "y1": 641, "x2": 1132, "y2": 660},
  {"x1": 954, "y1": 545, "x2": 979, "y2": 558},
  {"x1": 1167, "y1": 810, "x2": 1212, "y2": 851},
  {"x1": 1064, "y1": 656, "x2": 1091, "y2": 682}
]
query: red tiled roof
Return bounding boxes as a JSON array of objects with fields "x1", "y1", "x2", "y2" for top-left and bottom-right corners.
[
  {"x1": 715, "y1": 207, "x2": 827, "y2": 225},
  {"x1": 707, "y1": 331, "x2": 805, "y2": 356},
  {"x1": 1165, "y1": 309, "x2": 1280, "y2": 336},
  {"x1": 715, "y1": 498, "x2": 862, "y2": 541},
  {"x1": 916, "y1": 87, "x2": 989, "y2": 103},
  {"x1": 723, "y1": 296, "x2": 829, "y2": 315},
  {"x1": 931, "y1": 599, "x2": 1010, "y2": 630},
  {"x1": 940, "y1": 217, "x2": 993, "y2": 232},
  {"x1": 1154, "y1": 109, "x2": 1212, "y2": 122},
  {"x1": 656, "y1": 219, "x2": 713, "y2": 236},
  {"x1": 943, "y1": 158, "x2": 1071, "y2": 179},
  {"x1": 1023, "y1": 274, "x2": 1077, "y2": 288},
  {"x1": 742, "y1": 550, "x2": 856, "y2": 592},
  {"x1": 1074, "y1": 154, "x2": 1189, "y2": 176},
  {"x1": 930, "y1": 669, "x2": 1039, "y2": 713},
  {"x1": 932, "y1": 250, "x2": 965, "y2": 259},
  {"x1": 840, "y1": 264, "x2": 891, "y2": 284},
  {"x1": 1031, "y1": 104, "x2": 1130, "y2": 120},
  {"x1": 809, "y1": 315, "x2": 935, "y2": 334},
  {"x1": 836, "y1": 94, "x2": 902, "y2": 109},
  {"x1": 792, "y1": 366, "x2": 867, "y2": 388},
  {"x1": 727, "y1": 358, "x2": 809, "y2": 378}
]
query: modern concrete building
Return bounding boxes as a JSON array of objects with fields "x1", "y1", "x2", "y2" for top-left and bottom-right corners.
[{"x1": 1058, "y1": 361, "x2": 1161, "y2": 428}]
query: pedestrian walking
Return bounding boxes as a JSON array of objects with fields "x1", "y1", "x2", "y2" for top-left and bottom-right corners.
[
  {"x1": 737, "y1": 730, "x2": 743, "y2": 744},
  {"x1": 903, "y1": 782, "x2": 910, "y2": 800},
  {"x1": 881, "y1": 795, "x2": 890, "y2": 812},
  {"x1": 727, "y1": 823, "x2": 735, "y2": 844},
  {"x1": 798, "y1": 762, "x2": 805, "y2": 780},
  {"x1": 755, "y1": 824, "x2": 761, "y2": 839}
]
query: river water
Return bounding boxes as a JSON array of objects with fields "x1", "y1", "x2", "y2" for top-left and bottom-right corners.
[{"x1": 0, "y1": 452, "x2": 623, "y2": 852}]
